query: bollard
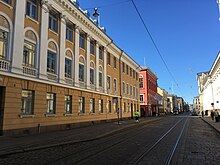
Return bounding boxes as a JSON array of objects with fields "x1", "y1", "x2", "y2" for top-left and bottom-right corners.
[{"x1": 38, "y1": 123, "x2": 41, "y2": 134}]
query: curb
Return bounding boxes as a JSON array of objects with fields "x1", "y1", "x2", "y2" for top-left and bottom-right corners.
[
  {"x1": 0, "y1": 117, "x2": 162, "y2": 157},
  {"x1": 200, "y1": 117, "x2": 220, "y2": 133}
]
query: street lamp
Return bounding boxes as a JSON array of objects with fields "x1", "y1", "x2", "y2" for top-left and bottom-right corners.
[
  {"x1": 217, "y1": 0, "x2": 220, "y2": 20},
  {"x1": 209, "y1": 76, "x2": 215, "y2": 110},
  {"x1": 92, "y1": 8, "x2": 100, "y2": 26}
]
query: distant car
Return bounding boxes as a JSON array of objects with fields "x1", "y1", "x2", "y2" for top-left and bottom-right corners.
[
  {"x1": 191, "y1": 111, "x2": 198, "y2": 116},
  {"x1": 173, "y1": 110, "x2": 179, "y2": 115}
]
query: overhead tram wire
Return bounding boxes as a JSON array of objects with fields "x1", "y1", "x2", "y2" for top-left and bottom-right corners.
[
  {"x1": 84, "y1": 0, "x2": 131, "y2": 10},
  {"x1": 131, "y1": 0, "x2": 183, "y2": 96}
]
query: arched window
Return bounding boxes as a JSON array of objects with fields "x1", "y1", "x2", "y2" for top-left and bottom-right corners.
[
  {"x1": 90, "y1": 61, "x2": 95, "y2": 84},
  {"x1": 99, "y1": 66, "x2": 103, "y2": 87},
  {"x1": 23, "y1": 30, "x2": 37, "y2": 67},
  {"x1": 79, "y1": 56, "x2": 85, "y2": 82},
  {"x1": 65, "y1": 50, "x2": 73, "y2": 78},
  {"x1": 0, "y1": 15, "x2": 9, "y2": 59},
  {"x1": 47, "y1": 41, "x2": 57, "y2": 74}
]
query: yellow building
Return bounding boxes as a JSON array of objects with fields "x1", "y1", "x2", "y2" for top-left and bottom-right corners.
[
  {"x1": 157, "y1": 87, "x2": 168, "y2": 114},
  {"x1": 0, "y1": 0, "x2": 139, "y2": 135}
]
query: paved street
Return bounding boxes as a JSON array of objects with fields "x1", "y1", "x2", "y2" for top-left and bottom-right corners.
[{"x1": 0, "y1": 113, "x2": 219, "y2": 165}]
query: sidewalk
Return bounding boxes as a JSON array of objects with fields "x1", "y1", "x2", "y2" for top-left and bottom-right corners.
[
  {"x1": 201, "y1": 116, "x2": 220, "y2": 133},
  {"x1": 0, "y1": 117, "x2": 161, "y2": 157}
]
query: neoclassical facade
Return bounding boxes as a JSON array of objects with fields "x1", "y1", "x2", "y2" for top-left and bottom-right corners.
[
  {"x1": 0, "y1": 0, "x2": 140, "y2": 135},
  {"x1": 197, "y1": 52, "x2": 220, "y2": 116}
]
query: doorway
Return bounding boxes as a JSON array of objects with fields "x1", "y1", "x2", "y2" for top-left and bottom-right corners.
[{"x1": 0, "y1": 87, "x2": 5, "y2": 135}]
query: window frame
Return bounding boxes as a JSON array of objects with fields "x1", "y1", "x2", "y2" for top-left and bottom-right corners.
[
  {"x1": 99, "y1": 46, "x2": 103, "y2": 60},
  {"x1": 113, "y1": 56, "x2": 117, "y2": 68},
  {"x1": 65, "y1": 95, "x2": 72, "y2": 114},
  {"x1": 90, "y1": 98, "x2": 95, "y2": 113},
  {"x1": 107, "y1": 76, "x2": 111, "y2": 90},
  {"x1": 90, "y1": 39, "x2": 95, "y2": 55},
  {"x1": 99, "y1": 99, "x2": 103, "y2": 113},
  {"x1": 21, "y1": 90, "x2": 34, "y2": 115},
  {"x1": 107, "y1": 52, "x2": 110, "y2": 65},
  {"x1": 47, "y1": 50, "x2": 56, "y2": 73},
  {"x1": 23, "y1": 40, "x2": 36, "y2": 67},
  {"x1": 46, "y1": 93, "x2": 56, "y2": 114},
  {"x1": 66, "y1": 23, "x2": 73, "y2": 42},
  {"x1": 49, "y1": 11, "x2": 58, "y2": 33},
  {"x1": 79, "y1": 63, "x2": 84, "y2": 82},
  {"x1": 65, "y1": 58, "x2": 72, "y2": 78},
  {"x1": 26, "y1": 0, "x2": 38, "y2": 20},
  {"x1": 79, "y1": 32, "x2": 85, "y2": 49},
  {"x1": 79, "y1": 97, "x2": 85, "y2": 113},
  {"x1": 0, "y1": 29, "x2": 8, "y2": 59}
]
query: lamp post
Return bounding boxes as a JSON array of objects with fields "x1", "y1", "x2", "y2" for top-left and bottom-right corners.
[
  {"x1": 93, "y1": 8, "x2": 100, "y2": 26},
  {"x1": 209, "y1": 76, "x2": 215, "y2": 110},
  {"x1": 217, "y1": 0, "x2": 220, "y2": 20}
]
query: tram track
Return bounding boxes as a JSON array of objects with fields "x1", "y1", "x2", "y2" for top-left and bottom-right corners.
[{"x1": 46, "y1": 117, "x2": 186, "y2": 165}]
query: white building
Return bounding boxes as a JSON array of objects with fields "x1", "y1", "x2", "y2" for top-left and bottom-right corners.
[{"x1": 197, "y1": 52, "x2": 220, "y2": 115}]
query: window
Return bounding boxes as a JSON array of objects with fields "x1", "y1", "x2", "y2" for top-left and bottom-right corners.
[
  {"x1": 79, "y1": 32, "x2": 85, "y2": 49},
  {"x1": 90, "y1": 98, "x2": 95, "y2": 113},
  {"x1": 65, "y1": 58, "x2": 72, "y2": 78},
  {"x1": 49, "y1": 11, "x2": 58, "y2": 32},
  {"x1": 113, "y1": 57, "x2": 116, "y2": 68},
  {"x1": 99, "y1": 46, "x2": 103, "y2": 59},
  {"x1": 79, "y1": 63, "x2": 84, "y2": 81},
  {"x1": 133, "y1": 86, "x2": 136, "y2": 96},
  {"x1": 124, "y1": 102, "x2": 126, "y2": 112},
  {"x1": 99, "y1": 71, "x2": 103, "y2": 87},
  {"x1": 99, "y1": 99, "x2": 103, "y2": 113},
  {"x1": 47, "y1": 50, "x2": 56, "y2": 73},
  {"x1": 26, "y1": 0, "x2": 38, "y2": 20},
  {"x1": 23, "y1": 41, "x2": 35, "y2": 67},
  {"x1": 107, "y1": 76, "x2": 111, "y2": 90},
  {"x1": 136, "y1": 72, "x2": 138, "y2": 81},
  {"x1": 90, "y1": 68, "x2": 94, "y2": 84},
  {"x1": 46, "y1": 93, "x2": 56, "y2": 114},
  {"x1": 139, "y1": 78, "x2": 143, "y2": 88},
  {"x1": 113, "y1": 102, "x2": 117, "y2": 112},
  {"x1": 0, "y1": 29, "x2": 8, "y2": 59},
  {"x1": 133, "y1": 70, "x2": 135, "y2": 79},
  {"x1": 126, "y1": 65, "x2": 129, "y2": 75},
  {"x1": 108, "y1": 100, "x2": 111, "y2": 113},
  {"x1": 21, "y1": 90, "x2": 34, "y2": 115},
  {"x1": 122, "y1": 82, "x2": 125, "y2": 94},
  {"x1": 126, "y1": 84, "x2": 129, "y2": 94},
  {"x1": 66, "y1": 23, "x2": 73, "y2": 41},
  {"x1": 107, "y1": 52, "x2": 110, "y2": 65},
  {"x1": 130, "y1": 68, "x2": 132, "y2": 77},
  {"x1": 90, "y1": 40, "x2": 95, "y2": 54},
  {"x1": 2, "y1": 0, "x2": 11, "y2": 4},
  {"x1": 65, "y1": 96, "x2": 72, "y2": 114},
  {"x1": 122, "y1": 62, "x2": 125, "y2": 73},
  {"x1": 79, "y1": 97, "x2": 85, "y2": 113},
  {"x1": 114, "y1": 79, "x2": 117, "y2": 92},
  {"x1": 130, "y1": 85, "x2": 132, "y2": 95}
]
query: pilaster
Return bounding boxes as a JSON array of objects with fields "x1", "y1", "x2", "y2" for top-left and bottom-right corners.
[
  {"x1": 11, "y1": 0, "x2": 26, "y2": 74},
  {"x1": 39, "y1": 2, "x2": 50, "y2": 79},
  {"x1": 86, "y1": 35, "x2": 91, "y2": 89},
  {"x1": 59, "y1": 15, "x2": 67, "y2": 84},
  {"x1": 95, "y1": 42, "x2": 99, "y2": 91},
  {"x1": 74, "y1": 26, "x2": 80, "y2": 86}
]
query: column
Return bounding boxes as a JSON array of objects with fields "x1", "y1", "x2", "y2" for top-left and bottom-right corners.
[
  {"x1": 39, "y1": 2, "x2": 50, "y2": 79},
  {"x1": 86, "y1": 35, "x2": 91, "y2": 89},
  {"x1": 103, "y1": 48, "x2": 107, "y2": 93},
  {"x1": 11, "y1": 0, "x2": 26, "y2": 74},
  {"x1": 95, "y1": 42, "x2": 99, "y2": 91},
  {"x1": 74, "y1": 26, "x2": 80, "y2": 86},
  {"x1": 59, "y1": 14, "x2": 67, "y2": 84}
]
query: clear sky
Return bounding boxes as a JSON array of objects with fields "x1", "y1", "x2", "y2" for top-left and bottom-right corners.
[{"x1": 78, "y1": 0, "x2": 220, "y2": 103}]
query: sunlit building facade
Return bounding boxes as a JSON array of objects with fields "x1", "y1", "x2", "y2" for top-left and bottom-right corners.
[{"x1": 0, "y1": 0, "x2": 139, "y2": 135}]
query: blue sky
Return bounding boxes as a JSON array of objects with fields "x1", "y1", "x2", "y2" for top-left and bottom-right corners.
[{"x1": 78, "y1": 0, "x2": 220, "y2": 103}]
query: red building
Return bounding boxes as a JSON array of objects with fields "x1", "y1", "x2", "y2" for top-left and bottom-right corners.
[{"x1": 139, "y1": 67, "x2": 158, "y2": 116}]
